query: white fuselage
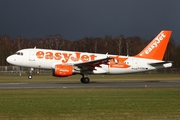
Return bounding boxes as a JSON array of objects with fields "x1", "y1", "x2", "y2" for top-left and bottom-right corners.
[{"x1": 6, "y1": 48, "x2": 172, "y2": 74}]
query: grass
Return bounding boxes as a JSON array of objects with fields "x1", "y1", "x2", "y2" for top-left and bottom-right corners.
[
  {"x1": 0, "y1": 88, "x2": 180, "y2": 120},
  {"x1": 0, "y1": 73, "x2": 180, "y2": 119}
]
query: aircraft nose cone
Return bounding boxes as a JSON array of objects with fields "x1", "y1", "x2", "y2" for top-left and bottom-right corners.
[
  {"x1": 6, "y1": 56, "x2": 11, "y2": 63},
  {"x1": 6, "y1": 56, "x2": 14, "y2": 64}
]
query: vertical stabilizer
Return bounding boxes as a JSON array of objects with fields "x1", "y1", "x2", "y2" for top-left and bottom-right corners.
[{"x1": 135, "y1": 30, "x2": 172, "y2": 60}]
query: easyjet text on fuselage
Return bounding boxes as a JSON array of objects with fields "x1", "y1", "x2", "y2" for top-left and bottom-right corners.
[{"x1": 36, "y1": 51, "x2": 97, "y2": 63}]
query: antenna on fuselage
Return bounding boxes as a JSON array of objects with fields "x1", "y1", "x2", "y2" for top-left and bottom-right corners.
[
  {"x1": 106, "y1": 52, "x2": 109, "y2": 58},
  {"x1": 106, "y1": 52, "x2": 108, "y2": 56},
  {"x1": 34, "y1": 46, "x2": 36, "y2": 49}
]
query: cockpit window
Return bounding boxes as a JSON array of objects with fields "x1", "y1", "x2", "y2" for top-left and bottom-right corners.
[{"x1": 15, "y1": 52, "x2": 23, "y2": 56}]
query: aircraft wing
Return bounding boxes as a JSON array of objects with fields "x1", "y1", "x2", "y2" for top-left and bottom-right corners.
[{"x1": 74, "y1": 57, "x2": 112, "y2": 70}]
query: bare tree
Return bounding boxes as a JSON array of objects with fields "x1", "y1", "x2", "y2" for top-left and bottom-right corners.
[{"x1": 115, "y1": 35, "x2": 124, "y2": 55}]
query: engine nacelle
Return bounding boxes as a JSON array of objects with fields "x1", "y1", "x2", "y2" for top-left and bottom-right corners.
[{"x1": 52, "y1": 64, "x2": 73, "y2": 77}]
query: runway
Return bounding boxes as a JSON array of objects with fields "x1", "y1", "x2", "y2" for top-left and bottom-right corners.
[{"x1": 0, "y1": 80, "x2": 180, "y2": 89}]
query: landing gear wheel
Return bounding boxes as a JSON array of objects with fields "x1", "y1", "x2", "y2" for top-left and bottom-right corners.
[
  {"x1": 81, "y1": 77, "x2": 90, "y2": 84},
  {"x1": 28, "y1": 68, "x2": 34, "y2": 79},
  {"x1": 28, "y1": 75, "x2": 33, "y2": 79}
]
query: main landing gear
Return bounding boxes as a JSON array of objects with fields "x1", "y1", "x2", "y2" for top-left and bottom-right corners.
[
  {"x1": 28, "y1": 68, "x2": 34, "y2": 79},
  {"x1": 80, "y1": 74, "x2": 90, "y2": 84}
]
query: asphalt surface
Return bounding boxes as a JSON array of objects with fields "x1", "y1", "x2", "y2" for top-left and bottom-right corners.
[{"x1": 0, "y1": 80, "x2": 180, "y2": 89}]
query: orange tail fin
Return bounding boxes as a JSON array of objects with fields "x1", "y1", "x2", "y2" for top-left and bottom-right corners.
[{"x1": 135, "y1": 30, "x2": 172, "y2": 60}]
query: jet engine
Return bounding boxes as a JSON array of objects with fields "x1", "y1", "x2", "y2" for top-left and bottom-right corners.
[{"x1": 52, "y1": 64, "x2": 74, "y2": 77}]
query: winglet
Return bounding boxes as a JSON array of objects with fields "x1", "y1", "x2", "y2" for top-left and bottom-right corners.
[{"x1": 135, "y1": 30, "x2": 172, "y2": 60}]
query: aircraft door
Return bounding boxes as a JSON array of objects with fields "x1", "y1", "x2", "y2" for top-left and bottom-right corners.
[{"x1": 29, "y1": 50, "x2": 35, "y2": 61}]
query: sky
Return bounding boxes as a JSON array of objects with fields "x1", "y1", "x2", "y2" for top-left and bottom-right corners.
[{"x1": 0, "y1": 0, "x2": 180, "y2": 43}]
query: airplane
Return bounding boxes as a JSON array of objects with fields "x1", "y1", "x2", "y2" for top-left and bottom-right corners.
[{"x1": 6, "y1": 30, "x2": 172, "y2": 83}]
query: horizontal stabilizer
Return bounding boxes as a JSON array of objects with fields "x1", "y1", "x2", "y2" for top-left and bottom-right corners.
[{"x1": 148, "y1": 61, "x2": 173, "y2": 67}]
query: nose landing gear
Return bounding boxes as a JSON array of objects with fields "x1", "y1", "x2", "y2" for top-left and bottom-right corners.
[{"x1": 28, "y1": 68, "x2": 34, "y2": 79}]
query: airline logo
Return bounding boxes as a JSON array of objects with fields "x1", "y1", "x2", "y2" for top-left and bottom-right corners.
[
  {"x1": 36, "y1": 51, "x2": 97, "y2": 63},
  {"x1": 145, "y1": 32, "x2": 166, "y2": 54}
]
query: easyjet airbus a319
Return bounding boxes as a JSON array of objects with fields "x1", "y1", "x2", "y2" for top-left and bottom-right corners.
[{"x1": 6, "y1": 30, "x2": 172, "y2": 83}]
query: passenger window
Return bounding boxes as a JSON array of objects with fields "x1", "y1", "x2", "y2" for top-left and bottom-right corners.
[{"x1": 17, "y1": 52, "x2": 20, "y2": 55}]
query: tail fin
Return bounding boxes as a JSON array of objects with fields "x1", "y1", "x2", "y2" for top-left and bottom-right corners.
[{"x1": 135, "y1": 30, "x2": 172, "y2": 60}]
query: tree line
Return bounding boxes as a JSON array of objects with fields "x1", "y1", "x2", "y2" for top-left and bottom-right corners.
[{"x1": 0, "y1": 34, "x2": 180, "y2": 69}]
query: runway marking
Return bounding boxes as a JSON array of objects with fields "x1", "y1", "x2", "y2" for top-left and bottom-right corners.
[{"x1": 0, "y1": 83, "x2": 28, "y2": 85}]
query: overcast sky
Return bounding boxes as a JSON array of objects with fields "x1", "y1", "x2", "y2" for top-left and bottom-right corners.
[{"x1": 0, "y1": 0, "x2": 180, "y2": 43}]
